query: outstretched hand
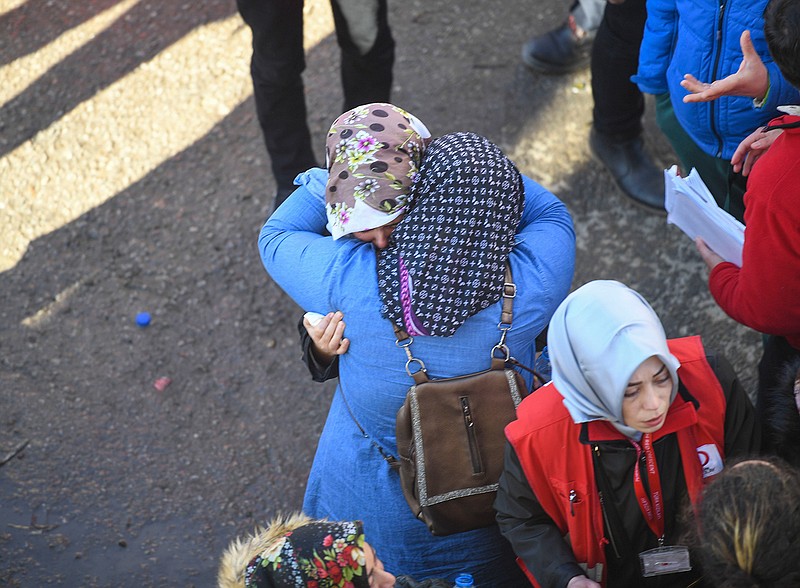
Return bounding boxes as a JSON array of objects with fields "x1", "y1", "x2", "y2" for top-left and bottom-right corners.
[
  {"x1": 304, "y1": 311, "x2": 350, "y2": 365},
  {"x1": 731, "y1": 126, "x2": 783, "y2": 176},
  {"x1": 681, "y1": 31, "x2": 769, "y2": 103}
]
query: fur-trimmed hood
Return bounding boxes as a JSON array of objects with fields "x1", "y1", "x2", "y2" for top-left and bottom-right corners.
[
  {"x1": 764, "y1": 356, "x2": 800, "y2": 467},
  {"x1": 217, "y1": 512, "x2": 313, "y2": 588}
]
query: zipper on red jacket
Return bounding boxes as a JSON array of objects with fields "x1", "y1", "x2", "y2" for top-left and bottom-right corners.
[
  {"x1": 594, "y1": 445, "x2": 621, "y2": 559},
  {"x1": 710, "y1": 0, "x2": 727, "y2": 157},
  {"x1": 569, "y1": 489, "x2": 578, "y2": 516}
]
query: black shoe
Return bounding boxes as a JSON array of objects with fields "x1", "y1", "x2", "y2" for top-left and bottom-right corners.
[
  {"x1": 589, "y1": 127, "x2": 666, "y2": 212},
  {"x1": 521, "y1": 17, "x2": 595, "y2": 75}
]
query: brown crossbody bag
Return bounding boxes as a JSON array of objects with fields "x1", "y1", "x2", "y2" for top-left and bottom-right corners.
[{"x1": 392, "y1": 265, "x2": 532, "y2": 536}]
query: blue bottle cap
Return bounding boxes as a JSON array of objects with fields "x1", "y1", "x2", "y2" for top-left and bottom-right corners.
[
  {"x1": 136, "y1": 312, "x2": 151, "y2": 327},
  {"x1": 454, "y1": 573, "x2": 474, "y2": 587}
]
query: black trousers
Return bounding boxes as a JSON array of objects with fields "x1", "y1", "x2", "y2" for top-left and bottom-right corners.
[
  {"x1": 236, "y1": 0, "x2": 394, "y2": 196},
  {"x1": 591, "y1": 0, "x2": 647, "y2": 140}
]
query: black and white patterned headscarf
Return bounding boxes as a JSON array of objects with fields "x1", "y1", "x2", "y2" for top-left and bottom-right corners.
[{"x1": 377, "y1": 132, "x2": 525, "y2": 337}]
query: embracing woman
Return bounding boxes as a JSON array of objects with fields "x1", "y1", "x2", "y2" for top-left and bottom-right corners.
[{"x1": 259, "y1": 129, "x2": 575, "y2": 585}]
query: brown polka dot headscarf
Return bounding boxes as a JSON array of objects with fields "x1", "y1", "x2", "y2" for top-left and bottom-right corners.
[
  {"x1": 325, "y1": 103, "x2": 431, "y2": 240},
  {"x1": 377, "y1": 132, "x2": 525, "y2": 337}
]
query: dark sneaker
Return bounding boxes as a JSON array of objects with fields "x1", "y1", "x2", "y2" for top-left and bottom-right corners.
[
  {"x1": 589, "y1": 127, "x2": 666, "y2": 213},
  {"x1": 521, "y1": 16, "x2": 596, "y2": 75}
]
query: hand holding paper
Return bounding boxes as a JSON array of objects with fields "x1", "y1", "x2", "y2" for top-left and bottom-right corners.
[
  {"x1": 695, "y1": 236, "x2": 726, "y2": 271},
  {"x1": 664, "y1": 166, "x2": 744, "y2": 267}
]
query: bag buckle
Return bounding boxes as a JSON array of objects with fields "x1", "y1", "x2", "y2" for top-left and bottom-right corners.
[
  {"x1": 405, "y1": 357, "x2": 427, "y2": 377},
  {"x1": 491, "y1": 343, "x2": 510, "y2": 362}
]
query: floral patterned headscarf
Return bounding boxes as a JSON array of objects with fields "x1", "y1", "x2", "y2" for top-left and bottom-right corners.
[
  {"x1": 325, "y1": 103, "x2": 431, "y2": 240},
  {"x1": 245, "y1": 520, "x2": 369, "y2": 588}
]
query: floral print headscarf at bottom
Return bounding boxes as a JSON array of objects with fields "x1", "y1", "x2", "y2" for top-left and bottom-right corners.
[
  {"x1": 245, "y1": 520, "x2": 369, "y2": 588},
  {"x1": 325, "y1": 103, "x2": 430, "y2": 240}
]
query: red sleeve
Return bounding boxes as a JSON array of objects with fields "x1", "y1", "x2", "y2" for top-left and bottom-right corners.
[{"x1": 708, "y1": 133, "x2": 800, "y2": 336}]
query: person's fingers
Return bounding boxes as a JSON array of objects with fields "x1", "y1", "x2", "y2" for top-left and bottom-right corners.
[
  {"x1": 737, "y1": 132, "x2": 759, "y2": 151},
  {"x1": 685, "y1": 79, "x2": 732, "y2": 102},
  {"x1": 733, "y1": 129, "x2": 781, "y2": 176},
  {"x1": 681, "y1": 73, "x2": 701, "y2": 86},
  {"x1": 680, "y1": 73, "x2": 706, "y2": 93},
  {"x1": 683, "y1": 70, "x2": 747, "y2": 103},
  {"x1": 731, "y1": 151, "x2": 745, "y2": 172},
  {"x1": 695, "y1": 237, "x2": 725, "y2": 269},
  {"x1": 742, "y1": 151, "x2": 761, "y2": 176},
  {"x1": 321, "y1": 311, "x2": 340, "y2": 339},
  {"x1": 337, "y1": 338, "x2": 350, "y2": 355},
  {"x1": 739, "y1": 30, "x2": 755, "y2": 60},
  {"x1": 694, "y1": 236, "x2": 708, "y2": 253},
  {"x1": 315, "y1": 312, "x2": 347, "y2": 352},
  {"x1": 731, "y1": 131, "x2": 760, "y2": 170},
  {"x1": 306, "y1": 312, "x2": 333, "y2": 346},
  {"x1": 695, "y1": 236, "x2": 717, "y2": 259},
  {"x1": 331, "y1": 319, "x2": 347, "y2": 344}
]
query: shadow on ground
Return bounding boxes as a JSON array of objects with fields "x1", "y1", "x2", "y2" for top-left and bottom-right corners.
[{"x1": 0, "y1": 1, "x2": 761, "y2": 585}]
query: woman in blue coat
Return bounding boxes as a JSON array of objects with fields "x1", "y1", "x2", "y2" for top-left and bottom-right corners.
[{"x1": 259, "y1": 132, "x2": 575, "y2": 585}]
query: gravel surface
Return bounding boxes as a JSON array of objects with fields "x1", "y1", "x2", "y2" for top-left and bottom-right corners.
[{"x1": 0, "y1": 1, "x2": 760, "y2": 586}]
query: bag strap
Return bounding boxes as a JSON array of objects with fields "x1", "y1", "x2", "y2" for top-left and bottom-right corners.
[
  {"x1": 393, "y1": 264, "x2": 516, "y2": 384},
  {"x1": 336, "y1": 265, "x2": 518, "y2": 468},
  {"x1": 764, "y1": 119, "x2": 800, "y2": 132}
]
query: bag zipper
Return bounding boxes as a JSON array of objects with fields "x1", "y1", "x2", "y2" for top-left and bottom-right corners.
[{"x1": 460, "y1": 396, "x2": 483, "y2": 474}]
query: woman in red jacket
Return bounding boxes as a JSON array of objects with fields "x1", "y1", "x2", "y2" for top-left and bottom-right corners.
[
  {"x1": 695, "y1": 0, "x2": 800, "y2": 457},
  {"x1": 494, "y1": 280, "x2": 761, "y2": 588}
]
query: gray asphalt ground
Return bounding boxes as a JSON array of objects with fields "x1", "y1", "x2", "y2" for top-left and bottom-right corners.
[{"x1": 0, "y1": 1, "x2": 760, "y2": 586}]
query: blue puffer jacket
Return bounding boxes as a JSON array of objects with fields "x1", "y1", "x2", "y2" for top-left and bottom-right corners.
[{"x1": 633, "y1": 0, "x2": 800, "y2": 160}]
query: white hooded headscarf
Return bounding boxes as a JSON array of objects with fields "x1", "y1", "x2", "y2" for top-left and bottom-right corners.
[{"x1": 547, "y1": 280, "x2": 681, "y2": 439}]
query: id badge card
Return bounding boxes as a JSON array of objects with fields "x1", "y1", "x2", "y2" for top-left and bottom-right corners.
[{"x1": 640, "y1": 545, "x2": 692, "y2": 577}]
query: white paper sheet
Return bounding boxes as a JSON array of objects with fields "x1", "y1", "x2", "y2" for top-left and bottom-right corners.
[{"x1": 664, "y1": 166, "x2": 745, "y2": 267}]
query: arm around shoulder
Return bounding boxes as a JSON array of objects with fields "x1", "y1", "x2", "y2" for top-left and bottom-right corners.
[
  {"x1": 512, "y1": 177, "x2": 576, "y2": 331},
  {"x1": 258, "y1": 169, "x2": 360, "y2": 312}
]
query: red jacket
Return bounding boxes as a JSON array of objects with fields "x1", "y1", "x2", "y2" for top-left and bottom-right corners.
[
  {"x1": 709, "y1": 114, "x2": 800, "y2": 350},
  {"x1": 505, "y1": 337, "x2": 727, "y2": 587}
]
